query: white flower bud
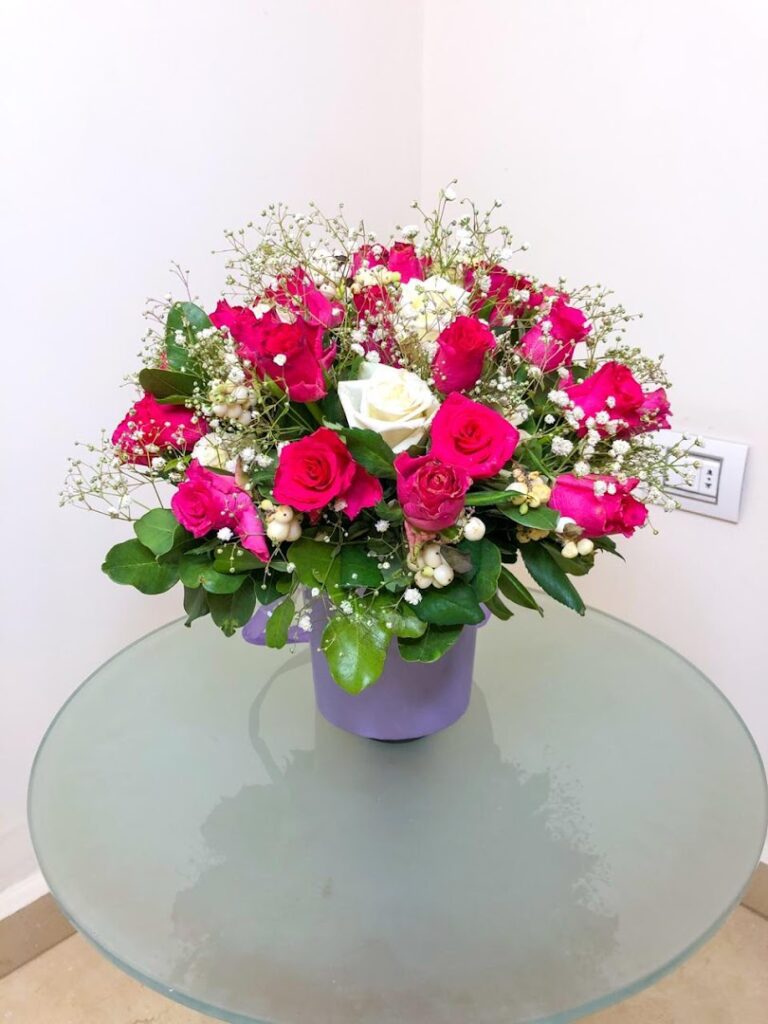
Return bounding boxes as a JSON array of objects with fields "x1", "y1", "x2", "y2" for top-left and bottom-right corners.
[
  {"x1": 463, "y1": 516, "x2": 486, "y2": 542},
  {"x1": 433, "y1": 563, "x2": 454, "y2": 587},
  {"x1": 577, "y1": 538, "x2": 595, "y2": 556},
  {"x1": 266, "y1": 520, "x2": 290, "y2": 543},
  {"x1": 561, "y1": 541, "x2": 579, "y2": 559},
  {"x1": 272, "y1": 505, "x2": 294, "y2": 523}
]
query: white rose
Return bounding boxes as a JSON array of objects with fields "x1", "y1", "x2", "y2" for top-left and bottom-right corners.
[
  {"x1": 192, "y1": 435, "x2": 230, "y2": 470},
  {"x1": 397, "y1": 274, "x2": 469, "y2": 357},
  {"x1": 337, "y1": 364, "x2": 440, "y2": 453}
]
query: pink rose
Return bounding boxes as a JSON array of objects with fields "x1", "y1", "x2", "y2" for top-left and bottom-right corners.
[
  {"x1": 352, "y1": 284, "x2": 400, "y2": 364},
  {"x1": 465, "y1": 265, "x2": 550, "y2": 324},
  {"x1": 394, "y1": 451, "x2": 471, "y2": 531},
  {"x1": 429, "y1": 392, "x2": 519, "y2": 479},
  {"x1": 564, "y1": 361, "x2": 671, "y2": 436},
  {"x1": 350, "y1": 243, "x2": 389, "y2": 276},
  {"x1": 211, "y1": 302, "x2": 335, "y2": 403},
  {"x1": 265, "y1": 267, "x2": 343, "y2": 328},
  {"x1": 432, "y1": 315, "x2": 496, "y2": 394},
  {"x1": 171, "y1": 461, "x2": 268, "y2": 559},
  {"x1": 519, "y1": 298, "x2": 590, "y2": 371},
  {"x1": 550, "y1": 473, "x2": 648, "y2": 538},
  {"x1": 112, "y1": 392, "x2": 207, "y2": 465},
  {"x1": 273, "y1": 427, "x2": 382, "y2": 518},
  {"x1": 386, "y1": 241, "x2": 430, "y2": 283}
]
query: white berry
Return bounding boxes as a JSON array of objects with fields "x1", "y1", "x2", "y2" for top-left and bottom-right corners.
[
  {"x1": 463, "y1": 517, "x2": 486, "y2": 541},
  {"x1": 421, "y1": 542, "x2": 442, "y2": 568},
  {"x1": 266, "y1": 520, "x2": 290, "y2": 543},
  {"x1": 433, "y1": 563, "x2": 454, "y2": 587},
  {"x1": 414, "y1": 571, "x2": 433, "y2": 589},
  {"x1": 577, "y1": 538, "x2": 595, "y2": 556},
  {"x1": 561, "y1": 541, "x2": 579, "y2": 559},
  {"x1": 272, "y1": 505, "x2": 294, "y2": 523},
  {"x1": 285, "y1": 519, "x2": 302, "y2": 541}
]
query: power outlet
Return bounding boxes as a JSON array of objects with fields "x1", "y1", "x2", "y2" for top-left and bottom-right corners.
[{"x1": 655, "y1": 430, "x2": 749, "y2": 523}]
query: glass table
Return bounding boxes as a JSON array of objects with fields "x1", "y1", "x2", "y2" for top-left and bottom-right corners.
[{"x1": 28, "y1": 598, "x2": 767, "y2": 1024}]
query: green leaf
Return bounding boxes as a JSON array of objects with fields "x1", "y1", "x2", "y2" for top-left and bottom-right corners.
[
  {"x1": 463, "y1": 489, "x2": 514, "y2": 507},
  {"x1": 102, "y1": 539, "x2": 179, "y2": 595},
  {"x1": 592, "y1": 535, "x2": 625, "y2": 559},
  {"x1": 134, "y1": 508, "x2": 188, "y2": 557},
  {"x1": 178, "y1": 553, "x2": 245, "y2": 594},
  {"x1": 500, "y1": 505, "x2": 559, "y2": 531},
  {"x1": 340, "y1": 545, "x2": 383, "y2": 589},
  {"x1": 338, "y1": 427, "x2": 396, "y2": 478},
  {"x1": 165, "y1": 302, "x2": 211, "y2": 372},
  {"x1": 484, "y1": 593, "x2": 514, "y2": 621},
  {"x1": 543, "y1": 542, "x2": 594, "y2": 577},
  {"x1": 498, "y1": 567, "x2": 543, "y2": 614},
  {"x1": 414, "y1": 582, "x2": 485, "y2": 626},
  {"x1": 370, "y1": 595, "x2": 427, "y2": 638},
  {"x1": 321, "y1": 612, "x2": 390, "y2": 693},
  {"x1": 138, "y1": 367, "x2": 199, "y2": 401},
  {"x1": 373, "y1": 500, "x2": 404, "y2": 523},
  {"x1": 265, "y1": 597, "x2": 295, "y2": 649},
  {"x1": 208, "y1": 579, "x2": 258, "y2": 637},
  {"x1": 212, "y1": 544, "x2": 268, "y2": 574},
  {"x1": 457, "y1": 538, "x2": 501, "y2": 603},
  {"x1": 183, "y1": 585, "x2": 209, "y2": 626},
  {"x1": 398, "y1": 624, "x2": 462, "y2": 662},
  {"x1": 520, "y1": 543, "x2": 585, "y2": 615},
  {"x1": 286, "y1": 536, "x2": 340, "y2": 597}
]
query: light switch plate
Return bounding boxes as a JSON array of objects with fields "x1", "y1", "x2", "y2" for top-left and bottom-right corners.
[{"x1": 655, "y1": 430, "x2": 749, "y2": 523}]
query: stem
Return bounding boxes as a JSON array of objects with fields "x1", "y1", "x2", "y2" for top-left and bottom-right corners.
[
  {"x1": 464, "y1": 491, "x2": 514, "y2": 507},
  {"x1": 304, "y1": 401, "x2": 325, "y2": 425}
]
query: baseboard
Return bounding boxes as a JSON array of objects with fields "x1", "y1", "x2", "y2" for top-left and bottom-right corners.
[
  {"x1": 0, "y1": 872, "x2": 49, "y2": 920},
  {"x1": 0, "y1": 887, "x2": 75, "y2": 979},
  {"x1": 742, "y1": 860, "x2": 768, "y2": 919},
  {"x1": 0, "y1": 862, "x2": 765, "y2": 979}
]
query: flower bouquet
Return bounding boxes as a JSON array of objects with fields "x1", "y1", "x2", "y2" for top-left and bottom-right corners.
[{"x1": 64, "y1": 189, "x2": 687, "y2": 735}]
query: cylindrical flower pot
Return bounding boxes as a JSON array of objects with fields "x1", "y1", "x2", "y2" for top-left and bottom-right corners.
[
  {"x1": 243, "y1": 600, "x2": 480, "y2": 742},
  {"x1": 309, "y1": 618, "x2": 477, "y2": 742}
]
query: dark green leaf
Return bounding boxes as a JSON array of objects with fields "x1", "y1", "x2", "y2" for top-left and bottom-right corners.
[
  {"x1": 102, "y1": 539, "x2": 179, "y2": 595},
  {"x1": 398, "y1": 624, "x2": 462, "y2": 662},
  {"x1": 138, "y1": 367, "x2": 199, "y2": 401},
  {"x1": 165, "y1": 302, "x2": 211, "y2": 372},
  {"x1": 183, "y1": 585, "x2": 209, "y2": 626},
  {"x1": 520, "y1": 543, "x2": 585, "y2": 615},
  {"x1": 373, "y1": 500, "x2": 404, "y2": 523},
  {"x1": 371, "y1": 595, "x2": 427, "y2": 638},
  {"x1": 265, "y1": 597, "x2": 295, "y2": 649},
  {"x1": 134, "y1": 508, "x2": 188, "y2": 557},
  {"x1": 321, "y1": 612, "x2": 390, "y2": 693},
  {"x1": 178, "y1": 553, "x2": 245, "y2": 594},
  {"x1": 338, "y1": 427, "x2": 396, "y2": 478},
  {"x1": 484, "y1": 593, "x2": 514, "y2": 620},
  {"x1": 500, "y1": 504, "x2": 559, "y2": 531},
  {"x1": 592, "y1": 535, "x2": 625, "y2": 559},
  {"x1": 212, "y1": 544, "x2": 268, "y2": 574},
  {"x1": 208, "y1": 579, "x2": 258, "y2": 636},
  {"x1": 498, "y1": 567, "x2": 543, "y2": 614},
  {"x1": 340, "y1": 545, "x2": 383, "y2": 589},
  {"x1": 457, "y1": 538, "x2": 501, "y2": 602},
  {"x1": 253, "y1": 575, "x2": 282, "y2": 605},
  {"x1": 287, "y1": 536, "x2": 341, "y2": 597},
  {"x1": 543, "y1": 542, "x2": 594, "y2": 577},
  {"x1": 414, "y1": 582, "x2": 485, "y2": 626}
]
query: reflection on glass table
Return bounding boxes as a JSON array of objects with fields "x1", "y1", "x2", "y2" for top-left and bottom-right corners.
[{"x1": 28, "y1": 598, "x2": 767, "y2": 1024}]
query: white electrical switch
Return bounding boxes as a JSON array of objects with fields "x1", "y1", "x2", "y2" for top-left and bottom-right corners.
[{"x1": 654, "y1": 430, "x2": 749, "y2": 523}]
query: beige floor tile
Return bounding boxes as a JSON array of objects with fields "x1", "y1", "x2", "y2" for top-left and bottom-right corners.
[{"x1": 0, "y1": 906, "x2": 766, "y2": 1023}]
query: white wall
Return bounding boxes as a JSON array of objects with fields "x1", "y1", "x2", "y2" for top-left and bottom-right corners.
[
  {"x1": 422, "y1": 0, "x2": 768, "y2": 857},
  {"x1": 0, "y1": 0, "x2": 424, "y2": 910}
]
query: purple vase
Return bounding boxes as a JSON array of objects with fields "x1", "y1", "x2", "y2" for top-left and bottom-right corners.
[
  {"x1": 310, "y1": 620, "x2": 478, "y2": 742},
  {"x1": 243, "y1": 602, "x2": 480, "y2": 741}
]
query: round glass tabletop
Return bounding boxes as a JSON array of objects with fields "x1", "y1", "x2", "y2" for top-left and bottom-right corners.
[{"x1": 29, "y1": 599, "x2": 766, "y2": 1024}]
